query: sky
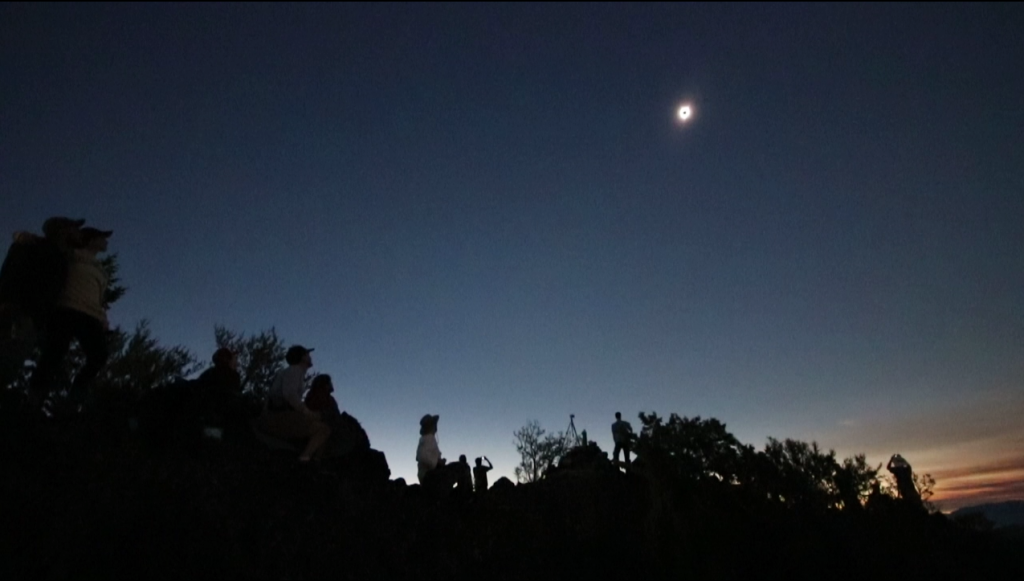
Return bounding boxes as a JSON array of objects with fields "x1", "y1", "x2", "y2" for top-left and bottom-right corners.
[{"x1": 2, "y1": 3, "x2": 1021, "y2": 510}]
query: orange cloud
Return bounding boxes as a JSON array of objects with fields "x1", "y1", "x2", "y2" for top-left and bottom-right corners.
[
  {"x1": 934, "y1": 479, "x2": 1024, "y2": 512},
  {"x1": 931, "y1": 456, "x2": 1024, "y2": 481},
  {"x1": 806, "y1": 389, "x2": 1024, "y2": 510}
]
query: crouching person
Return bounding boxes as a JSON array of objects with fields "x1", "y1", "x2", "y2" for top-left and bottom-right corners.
[{"x1": 257, "y1": 345, "x2": 330, "y2": 462}]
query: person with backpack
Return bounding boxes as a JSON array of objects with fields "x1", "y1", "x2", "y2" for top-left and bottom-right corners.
[
  {"x1": 304, "y1": 373, "x2": 341, "y2": 418},
  {"x1": 303, "y1": 373, "x2": 370, "y2": 459},
  {"x1": 0, "y1": 217, "x2": 84, "y2": 391},
  {"x1": 28, "y1": 226, "x2": 114, "y2": 409}
]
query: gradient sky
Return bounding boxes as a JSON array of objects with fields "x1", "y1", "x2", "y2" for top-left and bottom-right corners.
[{"x1": 2, "y1": 3, "x2": 1021, "y2": 510}]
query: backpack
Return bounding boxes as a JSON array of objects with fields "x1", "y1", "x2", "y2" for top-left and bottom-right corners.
[{"x1": 0, "y1": 234, "x2": 71, "y2": 327}]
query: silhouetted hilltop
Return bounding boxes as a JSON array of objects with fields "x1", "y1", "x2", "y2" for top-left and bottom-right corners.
[
  {"x1": 1, "y1": 404, "x2": 1022, "y2": 581},
  {"x1": 952, "y1": 501, "x2": 1024, "y2": 529}
]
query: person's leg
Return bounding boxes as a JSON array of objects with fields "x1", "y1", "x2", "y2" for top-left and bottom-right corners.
[
  {"x1": 260, "y1": 411, "x2": 331, "y2": 461},
  {"x1": 29, "y1": 309, "x2": 75, "y2": 399},
  {"x1": 0, "y1": 307, "x2": 36, "y2": 391},
  {"x1": 613, "y1": 443, "x2": 623, "y2": 463},
  {"x1": 68, "y1": 312, "x2": 108, "y2": 404},
  {"x1": 301, "y1": 420, "x2": 331, "y2": 461},
  {"x1": 624, "y1": 443, "x2": 632, "y2": 465}
]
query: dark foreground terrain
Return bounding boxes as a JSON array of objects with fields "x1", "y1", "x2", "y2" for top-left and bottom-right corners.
[{"x1": 1, "y1": 406, "x2": 1020, "y2": 581}]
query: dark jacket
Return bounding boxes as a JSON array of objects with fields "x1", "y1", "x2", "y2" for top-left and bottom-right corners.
[
  {"x1": 0, "y1": 233, "x2": 70, "y2": 327},
  {"x1": 304, "y1": 386, "x2": 340, "y2": 417},
  {"x1": 197, "y1": 365, "x2": 242, "y2": 396},
  {"x1": 195, "y1": 365, "x2": 243, "y2": 424}
]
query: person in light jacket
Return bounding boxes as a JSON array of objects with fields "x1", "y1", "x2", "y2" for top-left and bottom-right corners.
[
  {"x1": 257, "y1": 345, "x2": 331, "y2": 462},
  {"x1": 30, "y1": 226, "x2": 113, "y2": 405},
  {"x1": 416, "y1": 413, "x2": 443, "y2": 484}
]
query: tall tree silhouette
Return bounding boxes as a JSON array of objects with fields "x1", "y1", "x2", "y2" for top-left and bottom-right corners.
[{"x1": 2, "y1": 255, "x2": 198, "y2": 411}]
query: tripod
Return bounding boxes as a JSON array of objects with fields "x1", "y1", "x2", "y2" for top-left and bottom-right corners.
[{"x1": 566, "y1": 414, "x2": 580, "y2": 448}]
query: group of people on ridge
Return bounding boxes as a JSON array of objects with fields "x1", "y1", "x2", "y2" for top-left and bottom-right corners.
[
  {"x1": 2, "y1": 216, "x2": 927, "y2": 501},
  {"x1": 0, "y1": 216, "x2": 495, "y2": 485},
  {"x1": 416, "y1": 413, "x2": 493, "y2": 493}
]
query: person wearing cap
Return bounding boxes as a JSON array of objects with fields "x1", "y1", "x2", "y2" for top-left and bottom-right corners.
[
  {"x1": 257, "y1": 346, "x2": 331, "y2": 462},
  {"x1": 1, "y1": 217, "x2": 86, "y2": 396},
  {"x1": 0, "y1": 218, "x2": 84, "y2": 342},
  {"x1": 29, "y1": 226, "x2": 114, "y2": 406},
  {"x1": 41, "y1": 217, "x2": 87, "y2": 250},
  {"x1": 416, "y1": 413, "x2": 443, "y2": 484}
]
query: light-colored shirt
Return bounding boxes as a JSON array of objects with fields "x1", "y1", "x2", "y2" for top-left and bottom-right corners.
[
  {"x1": 416, "y1": 433, "x2": 442, "y2": 484},
  {"x1": 416, "y1": 434, "x2": 441, "y2": 468},
  {"x1": 268, "y1": 365, "x2": 310, "y2": 414},
  {"x1": 58, "y1": 249, "x2": 108, "y2": 323}
]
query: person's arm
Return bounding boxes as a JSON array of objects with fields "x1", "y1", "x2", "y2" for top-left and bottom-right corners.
[{"x1": 485, "y1": 457, "x2": 493, "y2": 470}]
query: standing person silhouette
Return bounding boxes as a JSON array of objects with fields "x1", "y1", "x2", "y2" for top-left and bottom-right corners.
[
  {"x1": 473, "y1": 456, "x2": 493, "y2": 493},
  {"x1": 611, "y1": 412, "x2": 634, "y2": 465},
  {"x1": 887, "y1": 454, "x2": 922, "y2": 507},
  {"x1": 416, "y1": 413, "x2": 443, "y2": 484},
  {"x1": 30, "y1": 226, "x2": 114, "y2": 411}
]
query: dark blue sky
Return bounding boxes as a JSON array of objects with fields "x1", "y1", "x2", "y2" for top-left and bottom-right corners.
[{"x1": 2, "y1": 3, "x2": 1022, "y2": 505}]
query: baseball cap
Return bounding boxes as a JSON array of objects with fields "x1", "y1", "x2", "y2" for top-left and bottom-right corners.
[{"x1": 285, "y1": 345, "x2": 315, "y2": 365}]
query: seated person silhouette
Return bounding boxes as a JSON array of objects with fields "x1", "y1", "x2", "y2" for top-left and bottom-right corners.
[{"x1": 304, "y1": 374, "x2": 370, "y2": 458}]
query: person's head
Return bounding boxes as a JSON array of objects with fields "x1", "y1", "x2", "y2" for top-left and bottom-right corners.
[
  {"x1": 419, "y1": 413, "x2": 439, "y2": 436},
  {"x1": 475, "y1": 457, "x2": 482, "y2": 467},
  {"x1": 42, "y1": 217, "x2": 84, "y2": 238},
  {"x1": 78, "y1": 227, "x2": 113, "y2": 253},
  {"x1": 311, "y1": 374, "x2": 333, "y2": 394},
  {"x1": 42, "y1": 217, "x2": 85, "y2": 250},
  {"x1": 459, "y1": 454, "x2": 467, "y2": 464},
  {"x1": 286, "y1": 345, "x2": 314, "y2": 368},
  {"x1": 615, "y1": 412, "x2": 622, "y2": 420},
  {"x1": 212, "y1": 347, "x2": 238, "y2": 370}
]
